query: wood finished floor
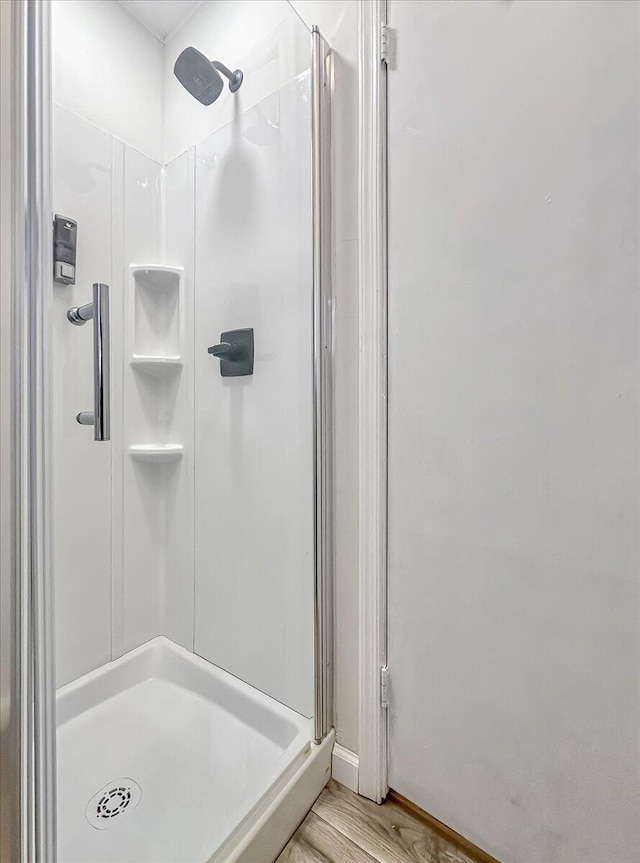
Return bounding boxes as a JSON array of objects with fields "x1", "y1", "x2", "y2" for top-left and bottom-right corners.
[{"x1": 277, "y1": 780, "x2": 477, "y2": 863}]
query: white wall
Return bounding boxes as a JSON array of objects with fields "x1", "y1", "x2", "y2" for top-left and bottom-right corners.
[
  {"x1": 52, "y1": 0, "x2": 163, "y2": 162},
  {"x1": 387, "y1": 2, "x2": 640, "y2": 861}
]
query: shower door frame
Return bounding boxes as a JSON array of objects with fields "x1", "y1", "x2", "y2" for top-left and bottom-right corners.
[
  {"x1": 10, "y1": 5, "x2": 335, "y2": 860},
  {"x1": 311, "y1": 25, "x2": 334, "y2": 746},
  {"x1": 9, "y1": 1, "x2": 57, "y2": 861}
]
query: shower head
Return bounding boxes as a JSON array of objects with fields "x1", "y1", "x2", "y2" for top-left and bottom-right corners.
[{"x1": 173, "y1": 46, "x2": 243, "y2": 105}]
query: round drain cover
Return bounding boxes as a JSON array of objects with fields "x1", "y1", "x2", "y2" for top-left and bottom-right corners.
[{"x1": 85, "y1": 778, "x2": 142, "y2": 830}]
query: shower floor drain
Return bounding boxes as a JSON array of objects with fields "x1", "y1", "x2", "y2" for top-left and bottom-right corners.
[{"x1": 85, "y1": 778, "x2": 142, "y2": 830}]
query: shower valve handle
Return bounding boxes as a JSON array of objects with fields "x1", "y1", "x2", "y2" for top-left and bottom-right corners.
[
  {"x1": 208, "y1": 328, "x2": 254, "y2": 377},
  {"x1": 208, "y1": 341, "x2": 239, "y2": 360}
]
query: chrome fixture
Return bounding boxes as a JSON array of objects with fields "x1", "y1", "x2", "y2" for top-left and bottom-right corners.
[
  {"x1": 173, "y1": 46, "x2": 243, "y2": 105},
  {"x1": 67, "y1": 283, "x2": 110, "y2": 441}
]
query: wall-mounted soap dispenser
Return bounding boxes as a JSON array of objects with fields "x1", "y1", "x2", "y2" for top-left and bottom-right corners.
[{"x1": 53, "y1": 214, "x2": 77, "y2": 285}]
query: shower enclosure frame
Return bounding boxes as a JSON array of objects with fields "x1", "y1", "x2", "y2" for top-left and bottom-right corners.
[
  {"x1": 8, "y1": 2, "x2": 57, "y2": 861},
  {"x1": 5, "y1": 5, "x2": 334, "y2": 861}
]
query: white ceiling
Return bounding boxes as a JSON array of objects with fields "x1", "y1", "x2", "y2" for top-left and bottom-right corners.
[{"x1": 119, "y1": 0, "x2": 204, "y2": 43}]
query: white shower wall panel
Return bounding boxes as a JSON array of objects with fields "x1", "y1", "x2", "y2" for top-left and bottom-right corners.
[
  {"x1": 193, "y1": 75, "x2": 315, "y2": 718},
  {"x1": 53, "y1": 106, "x2": 114, "y2": 686},
  {"x1": 53, "y1": 106, "x2": 194, "y2": 684},
  {"x1": 53, "y1": 22, "x2": 318, "y2": 716},
  {"x1": 160, "y1": 150, "x2": 197, "y2": 650},
  {"x1": 162, "y1": 0, "x2": 311, "y2": 163},
  {"x1": 116, "y1": 147, "x2": 196, "y2": 658},
  {"x1": 119, "y1": 149, "x2": 165, "y2": 655}
]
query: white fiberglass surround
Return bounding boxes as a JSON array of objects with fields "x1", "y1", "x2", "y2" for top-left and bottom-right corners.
[
  {"x1": 53, "y1": 85, "x2": 315, "y2": 713},
  {"x1": 57, "y1": 638, "x2": 313, "y2": 862},
  {"x1": 52, "y1": 14, "x2": 316, "y2": 720}
]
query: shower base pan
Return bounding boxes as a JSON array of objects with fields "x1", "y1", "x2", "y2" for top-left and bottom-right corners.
[{"x1": 57, "y1": 637, "x2": 332, "y2": 863}]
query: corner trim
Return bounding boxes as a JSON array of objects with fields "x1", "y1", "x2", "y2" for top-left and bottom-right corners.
[{"x1": 357, "y1": 0, "x2": 388, "y2": 803}]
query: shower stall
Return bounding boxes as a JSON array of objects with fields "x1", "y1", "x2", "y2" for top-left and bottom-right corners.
[{"x1": 2, "y1": 1, "x2": 333, "y2": 861}]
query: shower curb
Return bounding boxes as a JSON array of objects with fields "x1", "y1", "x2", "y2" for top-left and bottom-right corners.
[{"x1": 211, "y1": 730, "x2": 334, "y2": 863}]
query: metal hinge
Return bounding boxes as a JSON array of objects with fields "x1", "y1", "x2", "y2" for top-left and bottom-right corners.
[
  {"x1": 380, "y1": 24, "x2": 395, "y2": 66},
  {"x1": 380, "y1": 665, "x2": 390, "y2": 708}
]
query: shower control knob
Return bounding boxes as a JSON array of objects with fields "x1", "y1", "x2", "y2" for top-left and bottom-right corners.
[
  {"x1": 208, "y1": 341, "x2": 238, "y2": 359},
  {"x1": 208, "y1": 328, "x2": 254, "y2": 377}
]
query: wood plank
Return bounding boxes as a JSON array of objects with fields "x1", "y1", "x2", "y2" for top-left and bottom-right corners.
[
  {"x1": 277, "y1": 811, "x2": 380, "y2": 863},
  {"x1": 387, "y1": 791, "x2": 501, "y2": 863},
  {"x1": 312, "y1": 780, "x2": 477, "y2": 863}
]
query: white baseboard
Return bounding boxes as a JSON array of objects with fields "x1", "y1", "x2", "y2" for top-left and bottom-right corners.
[{"x1": 331, "y1": 743, "x2": 359, "y2": 793}]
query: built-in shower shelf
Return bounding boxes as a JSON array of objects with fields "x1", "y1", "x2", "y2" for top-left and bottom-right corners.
[
  {"x1": 130, "y1": 265, "x2": 182, "y2": 360},
  {"x1": 130, "y1": 264, "x2": 183, "y2": 282},
  {"x1": 128, "y1": 444, "x2": 184, "y2": 463},
  {"x1": 130, "y1": 355, "x2": 183, "y2": 377}
]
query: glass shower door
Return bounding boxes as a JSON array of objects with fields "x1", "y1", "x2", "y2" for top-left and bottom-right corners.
[{"x1": 45, "y1": 3, "x2": 332, "y2": 861}]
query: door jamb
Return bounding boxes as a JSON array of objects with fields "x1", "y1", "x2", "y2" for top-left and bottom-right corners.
[{"x1": 357, "y1": 0, "x2": 389, "y2": 804}]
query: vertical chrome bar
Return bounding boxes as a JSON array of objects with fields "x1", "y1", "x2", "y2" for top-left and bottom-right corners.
[
  {"x1": 311, "y1": 26, "x2": 334, "y2": 745},
  {"x1": 1, "y1": 2, "x2": 25, "y2": 860},
  {"x1": 92, "y1": 283, "x2": 110, "y2": 441},
  {"x1": 15, "y1": 0, "x2": 57, "y2": 859}
]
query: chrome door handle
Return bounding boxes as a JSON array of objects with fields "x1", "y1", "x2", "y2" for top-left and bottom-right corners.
[{"x1": 67, "y1": 283, "x2": 110, "y2": 441}]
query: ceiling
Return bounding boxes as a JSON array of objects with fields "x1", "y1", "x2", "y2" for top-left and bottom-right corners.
[{"x1": 119, "y1": 0, "x2": 204, "y2": 43}]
